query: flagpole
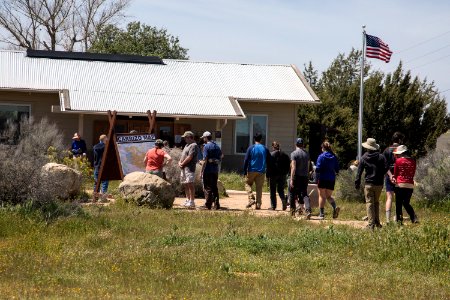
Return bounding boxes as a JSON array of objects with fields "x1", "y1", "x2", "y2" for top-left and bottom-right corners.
[{"x1": 357, "y1": 26, "x2": 366, "y2": 161}]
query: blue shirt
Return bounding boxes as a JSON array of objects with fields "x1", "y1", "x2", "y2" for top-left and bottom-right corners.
[
  {"x1": 202, "y1": 141, "x2": 222, "y2": 174},
  {"x1": 243, "y1": 143, "x2": 270, "y2": 174},
  {"x1": 71, "y1": 139, "x2": 87, "y2": 155}
]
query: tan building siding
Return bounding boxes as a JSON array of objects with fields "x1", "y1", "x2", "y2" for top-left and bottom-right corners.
[
  {"x1": 0, "y1": 90, "x2": 79, "y2": 147},
  {"x1": 221, "y1": 101, "x2": 298, "y2": 171},
  {"x1": 0, "y1": 91, "x2": 300, "y2": 171}
]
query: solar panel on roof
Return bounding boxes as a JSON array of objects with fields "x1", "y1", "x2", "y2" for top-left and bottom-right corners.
[{"x1": 26, "y1": 49, "x2": 164, "y2": 65}]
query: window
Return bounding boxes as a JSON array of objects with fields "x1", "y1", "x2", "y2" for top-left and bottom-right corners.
[
  {"x1": 235, "y1": 115, "x2": 268, "y2": 154},
  {"x1": 0, "y1": 104, "x2": 30, "y2": 142}
]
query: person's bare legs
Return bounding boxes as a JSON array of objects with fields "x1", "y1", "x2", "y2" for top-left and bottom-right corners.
[
  {"x1": 386, "y1": 191, "x2": 394, "y2": 222},
  {"x1": 326, "y1": 189, "x2": 340, "y2": 218},
  {"x1": 318, "y1": 188, "x2": 327, "y2": 218},
  {"x1": 186, "y1": 182, "x2": 195, "y2": 201}
]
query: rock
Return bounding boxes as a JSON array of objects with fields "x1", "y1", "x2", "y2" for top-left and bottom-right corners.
[
  {"x1": 41, "y1": 163, "x2": 82, "y2": 199},
  {"x1": 119, "y1": 172, "x2": 175, "y2": 208}
]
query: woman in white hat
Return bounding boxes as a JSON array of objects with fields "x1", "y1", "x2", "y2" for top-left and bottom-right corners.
[{"x1": 391, "y1": 145, "x2": 418, "y2": 224}]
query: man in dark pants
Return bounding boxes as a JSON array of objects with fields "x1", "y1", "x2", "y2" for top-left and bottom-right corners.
[
  {"x1": 268, "y1": 141, "x2": 290, "y2": 210},
  {"x1": 93, "y1": 134, "x2": 109, "y2": 200},
  {"x1": 289, "y1": 138, "x2": 312, "y2": 218},
  {"x1": 200, "y1": 131, "x2": 223, "y2": 210}
]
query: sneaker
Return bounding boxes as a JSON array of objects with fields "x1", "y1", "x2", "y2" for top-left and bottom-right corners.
[
  {"x1": 317, "y1": 214, "x2": 325, "y2": 220},
  {"x1": 187, "y1": 200, "x2": 196, "y2": 209},
  {"x1": 333, "y1": 207, "x2": 340, "y2": 219},
  {"x1": 246, "y1": 199, "x2": 256, "y2": 208},
  {"x1": 375, "y1": 222, "x2": 383, "y2": 229},
  {"x1": 214, "y1": 203, "x2": 221, "y2": 210},
  {"x1": 305, "y1": 211, "x2": 312, "y2": 220},
  {"x1": 255, "y1": 204, "x2": 261, "y2": 210},
  {"x1": 411, "y1": 215, "x2": 419, "y2": 223},
  {"x1": 183, "y1": 199, "x2": 190, "y2": 207},
  {"x1": 268, "y1": 207, "x2": 276, "y2": 210}
]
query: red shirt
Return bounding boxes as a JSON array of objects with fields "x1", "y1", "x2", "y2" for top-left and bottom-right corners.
[
  {"x1": 394, "y1": 157, "x2": 416, "y2": 185},
  {"x1": 145, "y1": 148, "x2": 166, "y2": 171}
]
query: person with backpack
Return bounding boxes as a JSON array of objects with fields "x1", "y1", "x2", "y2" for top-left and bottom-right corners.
[
  {"x1": 267, "y1": 141, "x2": 290, "y2": 210},
  {"x1": 200, "y1": 131, "x2": 223, "y2": 210}
]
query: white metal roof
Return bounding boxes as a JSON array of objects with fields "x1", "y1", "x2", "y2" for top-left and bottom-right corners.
[{"x1": 0, "y1": 50, "x2": 319, "y2": 118}]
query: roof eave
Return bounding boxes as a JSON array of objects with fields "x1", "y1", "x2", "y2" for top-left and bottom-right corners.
[
  {"x1": 235, "y1": 97, "x2": 321, "y2": 104},
  {"x1": 60, "y1": 109, "x2": 246, "y2": 119},
  {"x1": 290, "y1": 64, "x2": 320, "y2": 102}
]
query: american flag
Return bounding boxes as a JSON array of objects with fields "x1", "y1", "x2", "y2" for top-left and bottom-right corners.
[{"x1": 366, "y1": 34, "x2": 393, "y2": 63}]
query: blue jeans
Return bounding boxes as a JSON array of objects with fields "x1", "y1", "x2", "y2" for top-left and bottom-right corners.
[{"x1": 94, "y1": 167, "x2": 109, "y2": 194}]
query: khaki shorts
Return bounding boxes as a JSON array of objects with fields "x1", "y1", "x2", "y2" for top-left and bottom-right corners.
[{"x1": 180, "y1": 168, "x2": 195, "y2": 184}]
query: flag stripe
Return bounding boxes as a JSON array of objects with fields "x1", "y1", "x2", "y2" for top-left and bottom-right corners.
[{"x1": 365, "y1": 34, "x2": 393, "y2": 63}]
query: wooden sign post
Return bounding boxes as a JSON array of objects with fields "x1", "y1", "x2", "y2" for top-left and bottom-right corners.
[{"x1": 93, "y1": 110, "x2": 157, "y2": 201}]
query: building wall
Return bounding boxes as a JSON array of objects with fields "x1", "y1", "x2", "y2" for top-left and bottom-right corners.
[
  {"x1": 0, "y1": 90, "x2": 79, "y2": 147},
  {"x1": 0, "y1": 90, "x2": 299, "y2": 172},
  {"x1": 221, "y1": 101, "x2": 298, "y2": 171}
]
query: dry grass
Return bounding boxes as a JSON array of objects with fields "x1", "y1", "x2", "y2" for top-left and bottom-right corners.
[{"x1": 0, "y1": 198, "x2": 448, "y2": 299}]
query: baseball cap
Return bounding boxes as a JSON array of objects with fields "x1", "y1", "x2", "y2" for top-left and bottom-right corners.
[
  {"x1": 296, "y1": 138, "x2": 304, "y2": 145},
  {"x1": 201, "y1": 131, "x2": 212, "y2": 138},
  {"x1": 181, "y1": 131, "x2": 194, "y2": 138}
]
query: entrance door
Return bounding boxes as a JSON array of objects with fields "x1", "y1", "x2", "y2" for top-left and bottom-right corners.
[{"x1": 157, "y1": 121, "x2": 174, "y2": 146}]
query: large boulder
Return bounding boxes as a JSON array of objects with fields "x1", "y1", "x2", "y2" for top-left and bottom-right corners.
[
  {"x1": 41, "y1": 163, "x2": 82, "y2": 199},
  {"x1": 119, "y1": 172, "x2": 175, "y2": 208}
]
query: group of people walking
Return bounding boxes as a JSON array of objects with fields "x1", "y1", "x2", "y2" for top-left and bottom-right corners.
[
  {"x1": 355, "y1": 132, "x2": 418, "y2": 229},
  {"x1": 243, "y1": 134, "x2": 341, "y2": 220},
  {"x1": 76, "y1": 128, "x2": 418, "y2": 227}
]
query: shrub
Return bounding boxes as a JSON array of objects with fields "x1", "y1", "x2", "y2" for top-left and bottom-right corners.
[
  {"x1": 414, "y1": 149, "x2": 450, "y2": 205},
  {"x1": 0, "y1": 117, "x2": 65, "y2": 205},
  {"x1": 219, "y1": 172, "x2": 245, "y2": 191},
  {"x1": 335, "y1": 169, "x2": 365, "y2": 202},
  {"x1": 48, "y1": 147, "x2": 93, "y2": 200}
]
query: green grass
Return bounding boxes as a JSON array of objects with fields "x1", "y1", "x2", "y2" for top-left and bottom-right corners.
[
  {"x1": 219, "y1": 172, "x2": 270, "y2": 192},
  {"x1": 0, "y1": 199, "x2": 448, "y2": 299}
]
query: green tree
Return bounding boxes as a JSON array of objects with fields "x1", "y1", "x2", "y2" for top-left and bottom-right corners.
[
  {"x1": 299, "y1": 51, "x2": 449, "y2": 166},
  {"x1": 89, "y1": 21, "x2": 189, "y2": 59}
]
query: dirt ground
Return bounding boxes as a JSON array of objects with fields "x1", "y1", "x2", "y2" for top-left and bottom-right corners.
[
  {"x1": 84, "y1": 188, "x2": 367, "y2": 229},
  {"x1": 173, "y1": 190, "x2": 368, "y2": 229}
]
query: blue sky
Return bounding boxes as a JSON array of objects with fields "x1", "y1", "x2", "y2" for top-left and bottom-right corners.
[{"x1": 128, "y1": 0, "x2": 450, "y2": 110}]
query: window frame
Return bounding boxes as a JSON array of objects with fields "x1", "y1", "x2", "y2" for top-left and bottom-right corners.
[
  {"x1": 234, "y1": 114, "x2": 268, "y2": 155},
  {"x1": 0, "y1": 103, "x2": 32, "y2": 141}
]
